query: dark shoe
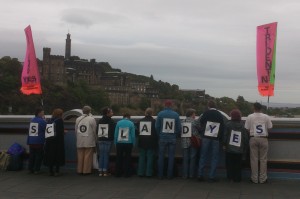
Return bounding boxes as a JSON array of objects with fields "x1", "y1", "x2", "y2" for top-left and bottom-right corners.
[
  {"x1": 198, "y1": 176, "x2": 204, "y2": 182},
  {"x1": 250, "y1": 179, "x2": 258, "y2": 184}
]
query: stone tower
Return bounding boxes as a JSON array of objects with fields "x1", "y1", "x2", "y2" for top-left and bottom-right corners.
[{"x1": 65, "y1": 33, "x2": 71, "y2": 59}]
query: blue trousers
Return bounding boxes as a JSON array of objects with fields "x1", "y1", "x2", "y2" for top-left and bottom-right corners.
[
  {"x1": 158, "y1": 139, "x2": 176, "y2": 178},
  {"x1": 97, "y1": 141, "x2": 112, "y2": 172},
  {"x1": 182, "y1": 146, "x2": 198, "y2": 178},
  {"x1": 198, "y1": 138, "x2": 220, "y2": 179}
]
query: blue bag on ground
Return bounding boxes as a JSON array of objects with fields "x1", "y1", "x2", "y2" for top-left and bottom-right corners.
[
  {"x1": 7, "y1": 154, "x2": 23, "y2": 171},
  {"x1": 6, "y1": 143, "x2": 25, "y2": 171},
  {"x1": 7, "y1": 143, "x2": 25, "y2": 156}
]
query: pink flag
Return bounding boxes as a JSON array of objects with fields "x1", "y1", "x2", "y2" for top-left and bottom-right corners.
[
  {"x1": 256, "y1": 22, "x2": 278, "y2": 96},
  {"x1": 20, "y1": 25, "x2": 42, "y2": 95}
]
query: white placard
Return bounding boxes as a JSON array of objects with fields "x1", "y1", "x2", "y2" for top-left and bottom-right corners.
[
  {"x1": 162, "y1": 118, "x2": 175, "y2": 133},
  {"x1": 98, "y1": 124, "x2": 109, "y2": 138},
  {"x1": 45, "y1": 123, "x2": 55, "y2": 138},
  {"x1": 204, "y1": 121, "x2": 220, "y2": 137},
  {"x1": 181, "y1": 122, "x2": 192, "y2": 138},
  {"x1": 118, "y1": 127, "x2": 129, "y2": 141},
  {"x1": 29, "y1": 122, "x2": 39, "y2": 137},
  {"x1": 139, "y1": 121, "x2": 151, "y2": 136},
  {"x1": 229, "y1": 130, "x2": 241, "y2": 147}
]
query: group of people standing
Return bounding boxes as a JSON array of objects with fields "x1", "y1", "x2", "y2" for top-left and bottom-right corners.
[
  {"x1": 27, "y1": 107, "x2": 65, "y2": 176},
  {"x1": 27, "y1": 100, "x2": 272, "y2": 184}
]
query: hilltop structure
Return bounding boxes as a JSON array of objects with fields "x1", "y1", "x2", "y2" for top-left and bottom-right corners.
[{"x1": 40, "y1": 33, "x2": 159, "y2": 105}]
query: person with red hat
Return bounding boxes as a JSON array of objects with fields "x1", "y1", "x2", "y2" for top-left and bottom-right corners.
[{"x1": 155, "y1": 99, "x2": 181, "y2": 179}]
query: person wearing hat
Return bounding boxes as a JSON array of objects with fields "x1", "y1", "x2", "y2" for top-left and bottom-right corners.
[
  {"x1": 245, "y1": 102, "x2": 272, "y2": 184},
  {"x1": 155, "y1": 100, "x2": 181, "y2": 179},
  {"x1": 75, "y1": 105, "x2": 97, "y2": 175},
  {"x1": 223, "y1": 109, "x2": 249, "y2": 182}
]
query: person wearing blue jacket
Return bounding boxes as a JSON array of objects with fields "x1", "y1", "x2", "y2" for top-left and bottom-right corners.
[
  {"x1": 155, "y1": 100, "x2": 181, "y2": 179},
  {"x1": 114, "y1": 113, "x2": 136, "y2": 177},
  {"x1": 27, "y1": 107, "x2": 47, "y2": 174}
]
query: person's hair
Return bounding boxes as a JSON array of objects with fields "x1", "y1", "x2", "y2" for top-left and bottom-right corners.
[
  {"x1": 101, "y1": 106, "x2": 112, "y2": 116},
  {"x1": 207, "y1": 100, "x2": 216, "y2": 108},
  {"x1": 185, "y1": 108, "x2": 196, "y2": 117},
  {"x1": 82, "y1": 105, "x2": 92, "y2": 114},
  {"x1": 253, "y1": 102, "x2": 262, "y2": 111},
  {"x1": 123, "y1": 113, "x2": 131, "y2": 118},
  {"x1": 145, "y1": 108, "x2": 153, "y2": 116},
  {"x1": 34, "y1": 107, "x2": 44, "y2": 117},
  {"x1": 52, "y1": 108, "x2": 63, "y2": 118},
  {"x1": 230, "y1": 109, "x2": 242, "y2": 121}
]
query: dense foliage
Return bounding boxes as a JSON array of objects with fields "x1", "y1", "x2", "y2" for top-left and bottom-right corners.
[
  {"x1": 0, "y1": 57, "x2": 109, "y2": 115},
  {"x1": 0, "y1": 56, "x2": 299, "y2": 116}
]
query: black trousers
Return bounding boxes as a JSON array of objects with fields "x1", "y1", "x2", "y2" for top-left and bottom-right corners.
[
  {"x1": 225, "y1": 152, "x2": 243, "y2": 182},
  {"x1": 116, "y1": 143, "x2": 133, "y2": 177}
]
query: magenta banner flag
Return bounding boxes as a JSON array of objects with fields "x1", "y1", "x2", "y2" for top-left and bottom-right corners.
[
  {"x1": 256, "y1": 22, "x2": 278, "y2": 96},
  {"x1": 20, "y1": 25, "x2": 42, "y2": 95}
]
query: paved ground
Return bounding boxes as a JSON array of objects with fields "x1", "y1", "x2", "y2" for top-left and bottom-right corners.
[{"x1": 1, "y1": 169, "x2": 300, "y2": 199}]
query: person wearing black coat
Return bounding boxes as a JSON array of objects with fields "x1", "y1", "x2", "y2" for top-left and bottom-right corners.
[
  {"x1": 137, "y1": 108, "x2": 158, "y2": 177},
  {"x1": 44, "y1": 108, "x2": 65, "y2": 176},
  {"x1": 97, "y1": 107, "x2": 115, "y2": 176}
]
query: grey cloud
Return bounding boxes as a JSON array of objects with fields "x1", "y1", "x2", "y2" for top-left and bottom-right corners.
[{"x1": 61, "y1": 9, "x2": 126, "y2": 27}]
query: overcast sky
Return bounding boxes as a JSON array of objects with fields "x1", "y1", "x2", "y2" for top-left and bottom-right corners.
[{"x1": 1, "y1": 0, "x2": 300, "y2": 104}]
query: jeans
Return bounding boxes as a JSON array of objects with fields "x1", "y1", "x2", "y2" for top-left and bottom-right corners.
[
  {"x1": 198, "y1": 138, "x2": 220, "y2": 179},
  {"x1": 28, "y1": 146, "x2": 44, "y2": 173},
  {"x1": 116, "y1": 143, "x2": 133, "y2": 177},
  {"x1": 97, "y1": 141, "x2": 112, "y2": 172},
  {"x1": 137, "y1": 148, "x2": 155, "y2": 177},
  {"x1": 158, "y1": 139, "x2": 176, "y2": 178},
  {"x1": 182, "y1": 146, "x2": 198, "y2": 178}
]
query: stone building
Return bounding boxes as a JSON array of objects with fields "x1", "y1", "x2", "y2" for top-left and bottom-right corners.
[{"x1": 40, "y1": 33, "x2": 159, "y2": 105}]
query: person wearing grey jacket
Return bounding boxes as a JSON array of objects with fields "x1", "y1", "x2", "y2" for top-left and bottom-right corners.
[{"x1": 223, "y1": 109, "x2": 249, "y2": 182}]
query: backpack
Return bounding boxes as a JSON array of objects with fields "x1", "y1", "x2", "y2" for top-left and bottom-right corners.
[{"x1": 0, "y1": 152, "x2": 11, "y2": 171}]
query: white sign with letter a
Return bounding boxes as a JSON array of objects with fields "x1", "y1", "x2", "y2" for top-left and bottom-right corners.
[
  {"x1": 29, "y1": 122, "x2": 39, "y2": 137},
  {"x1": 181, "y1": 122, "x2": 192, "y2": 138},
  {"x1": 139, "y1": 121, "x2": 151, "y2": 136},
  {"x1": 204, "y1": 121, "x2": 220, "y2": 137},
  {"x1": 45, "y1": 123, "x2": 55, "y2": 138},
  {"x1": 229, "y1": 130, "x2": 241, "y2": 147}
]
